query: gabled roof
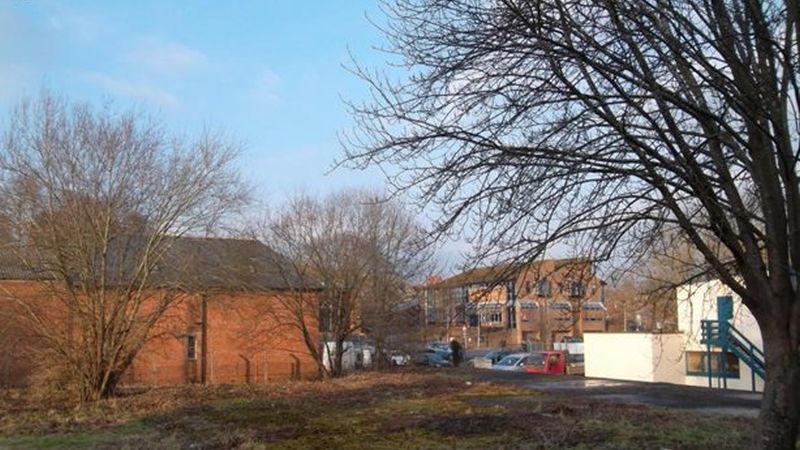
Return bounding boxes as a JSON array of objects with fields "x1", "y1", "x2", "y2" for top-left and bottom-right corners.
[
  {"x1": 0, "y1": 251, "x2": 51, "y2": 280},
  {"x1": 433, "y1": 265, "x2": 515, "y2": 288},
  {"x1": 432, "y1": 258, "x2": 594, "y2": 289},
  {"x1": 0, "y1": 235, "x2": 311, "y2": 292}
]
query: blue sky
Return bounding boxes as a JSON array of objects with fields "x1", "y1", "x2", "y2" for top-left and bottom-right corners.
[
  {"x1": 0, "y1": 1, "x2": 472, "y2": 269},
  {"x1": 0, "y1": 0, "x2": 391, "y2": 204}
]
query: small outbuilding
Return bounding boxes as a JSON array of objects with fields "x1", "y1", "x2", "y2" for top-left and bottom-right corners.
[{"x1": 584, "y1": 279, "x2": 764, "y2": 392}]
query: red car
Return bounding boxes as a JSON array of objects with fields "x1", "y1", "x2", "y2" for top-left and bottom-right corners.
[{"x1": 524, "y1": 351, "x2": 567, "y2": 374}]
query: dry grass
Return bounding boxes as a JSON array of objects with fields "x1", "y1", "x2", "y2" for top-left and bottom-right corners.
[{"x1": 0, "y1": 369, "x2": 756, "y2": 449}]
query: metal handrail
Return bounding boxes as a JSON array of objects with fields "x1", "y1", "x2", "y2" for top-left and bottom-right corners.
[
  {"x1": 728, "y1": 325, "x2": 764, "y2": 359},
  {"x1": 702, "y1": 319, "x2": 765, "y2": 378}
]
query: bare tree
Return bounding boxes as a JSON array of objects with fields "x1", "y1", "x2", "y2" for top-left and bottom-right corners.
[
  {"x1": 344, "y1": 1, "x2": 800, "y2": 447},
  {"x1": 0, "y1": 92, "x2": 248, "y2": 402},
  {"x1": 258, "y1": 189, "x2": 433, "y2": 376}
]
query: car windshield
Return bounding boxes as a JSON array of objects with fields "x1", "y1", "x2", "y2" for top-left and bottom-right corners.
[
  {"x1": 495, "y1": 356, "x2": 521, "y2": 366},
  {"x1": 527, "y1": 352, "x2": 547, "y2": 367},
  {"x1": 568, "y1": 354, "x2": 584, "y2": 363}
]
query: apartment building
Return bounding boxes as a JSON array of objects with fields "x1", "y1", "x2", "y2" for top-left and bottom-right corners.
[{"x1": 422, "y1": 258, "x2": 607, "y2": 348}]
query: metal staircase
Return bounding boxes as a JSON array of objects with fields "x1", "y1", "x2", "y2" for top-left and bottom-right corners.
[
  {"x1": 698, "y1": 296, "x2": 764, "y2": 391},
  {"x1": 700, "y1": 319, "x2": 765, "y2": 379}
]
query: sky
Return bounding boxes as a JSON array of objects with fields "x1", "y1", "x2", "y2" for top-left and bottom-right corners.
[
  {"x1": 0, "y1": 0, "x2": 391, "y2": 204},
  {"x1": 0, "y1": 1, "x2": 472, "y2": 269}
]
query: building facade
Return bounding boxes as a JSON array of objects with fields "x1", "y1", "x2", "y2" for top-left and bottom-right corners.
[
  {"x1": 0, "y1": 237, "x2": 319, "y2": 387},
  {"x1": 584, "y1": 279, "x2": 764, "y2": 392},
  {"x1": 422, "y1": 258, "x2": 607, "y2": 348}
]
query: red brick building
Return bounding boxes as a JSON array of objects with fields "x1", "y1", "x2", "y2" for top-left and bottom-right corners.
[
  {"x1": 0, "y1": 237, "x2": 318, "y2": 387},
  {"x1": 422, "y1": 258, "x2": 607, "y2": 348}
]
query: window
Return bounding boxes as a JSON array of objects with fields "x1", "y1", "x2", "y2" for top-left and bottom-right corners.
[
  {"x1": 481, "y1": 310, "x2": 502, "y2": 324},
  {"x1": 582, "y1": 302, "x2": 606, "y2": 311},
  {"x1": 550, "y1": 301, "x2": 572, "y2": 311},
  {"x1": 186, "y1": 334, "x2": 197, "y2": 360},
  {"x1": 537, "y1": 279, "x2": 551, "y2": 297},
  {"x1": 686, "y1": 351, "x2": 740, "y2": 378},
  {"x1": 568, "y1": 281, "x2": 585, "y2": 297},
  {"x1": 525, "y1": 280, "x2": 532, "y2": 294}
]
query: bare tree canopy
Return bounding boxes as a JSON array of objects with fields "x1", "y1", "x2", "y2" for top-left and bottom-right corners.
[
  {"x1": 0, "y1": 92, "x2": 249, "y2": 402},
  {"x1": 344, "y1": 1, "x2": 800, "y2": 447},
  {"x1": 257, "y1": 189, "x2": 434, "y2": 376}
]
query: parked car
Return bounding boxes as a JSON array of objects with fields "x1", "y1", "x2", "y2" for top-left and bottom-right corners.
[
  {"x1": 490, "y1": 353, "x2": 534, "y2": 371},
  {"x1": 525, "y1": 351, "x2": 568, "y2": 374},
  {"x1": 413, "y1": 352, "x2": 453, "y2": 368},
  {"x1": 422, "y1": 347, "x2": 452, "y2": 361},
  {"x1": 472, "y1": 348, "x2": 513, "y2": 369},
  {"x1": 390, "y1": 351, "x2": 411, "y2": 366},
  {"x1": 427, "y1": 342, "x2": 453, "y2": 354},
  {"x1": 566, "y1": 352, "x2": 585, "y2": 375}
]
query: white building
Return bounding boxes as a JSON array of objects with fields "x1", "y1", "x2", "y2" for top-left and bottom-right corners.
[{"x1": 585, "y1": 279, "x2": 764, "y2": 392}]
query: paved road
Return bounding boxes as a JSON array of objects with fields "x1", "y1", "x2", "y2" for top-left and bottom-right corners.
[{"x1": 463, "y1": 369, "x2": 762, "y2": 417}]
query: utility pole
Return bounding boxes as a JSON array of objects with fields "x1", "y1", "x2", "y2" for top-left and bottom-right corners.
[{"x1": 622, "y1": 300, "x2": 627, "y2": 332}]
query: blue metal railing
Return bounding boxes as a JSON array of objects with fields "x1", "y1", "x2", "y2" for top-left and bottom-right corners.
[{"x1": 700, "y1": 319, "x2": 765, "y2": 384}]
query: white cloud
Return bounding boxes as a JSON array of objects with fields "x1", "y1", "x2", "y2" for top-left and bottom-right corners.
[
  {"x1": 252, "y1": 70, "x2": 282, "y2": 104},
  {"x1": 123, "y1": 37, "x2": 207, "y2": 74},
  {"x1": 46, "y1": 10, "x2": 108, "y2": 42},
  {"x1": 83, "y1": 72, "x2": 180, "y2": 109},
  {"x1": 251, "y1": 70, "x2": 282, "y2": 105}
]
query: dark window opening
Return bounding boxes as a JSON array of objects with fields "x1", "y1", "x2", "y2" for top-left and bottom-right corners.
[
  {"x1": 537, "y1": 279, "x2": 551, "y2": 297},
  {"x1": 686, "y1": 351, "x2": 740, "y2": 378},
  {"x1": 186, "y1": 334, "x2": 197, "y2": 360},
  {"x1": 569, "y1": 281, "x2": 585, "y2": 297}
]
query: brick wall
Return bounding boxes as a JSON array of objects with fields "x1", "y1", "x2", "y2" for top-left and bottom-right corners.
[
  {"x1": 0, "y1": 281, "x2": 319, "y2": 387},
  {"x1": 116, "y1": 291, "x2": 320, "y2": 385}
]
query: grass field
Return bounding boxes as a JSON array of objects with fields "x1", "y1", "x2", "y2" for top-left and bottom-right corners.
[{"x1": 0, "y1": 370, "x2": 756, "y2": 449}]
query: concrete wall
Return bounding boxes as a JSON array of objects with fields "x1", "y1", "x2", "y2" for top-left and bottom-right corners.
[
  {"x1": 584, "y1": 332, "x2": 684, "y2": 383},
  {"x1": 676, "y1": 280, "x2": 764, "y2": 392}
]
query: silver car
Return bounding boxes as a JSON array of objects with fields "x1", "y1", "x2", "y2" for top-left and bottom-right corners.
[
  {"x1": 471, "y1": 349, "x2": 512, "y2": 369},
  {"x1": 490, "y1": 352, "x2": 533, "y2": 371}
]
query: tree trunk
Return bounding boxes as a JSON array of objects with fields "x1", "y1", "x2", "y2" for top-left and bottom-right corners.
[
  {"x1": 334, "y1": 338, "x2": 345, "y2": 377},
  {"x1": 760, "y1": 334, "x2": 800, "y2": 449},
  {"x1": 375, "y1": 337, "x2": 386, "y2": 370}
]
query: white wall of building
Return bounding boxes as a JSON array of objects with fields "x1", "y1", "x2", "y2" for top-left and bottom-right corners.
[
  {"x1": 580, "y1": 280, "x2": 765, "y2": 392},
  {"x1": 584, "y1": 332, "x2": 684, "y2": 383},
  {"x1": 677, "y1": 280, "x2": 764, "y2": 392},
  {"x1": 321, "y1": 341, "x2": 374, "y2": 372}
]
